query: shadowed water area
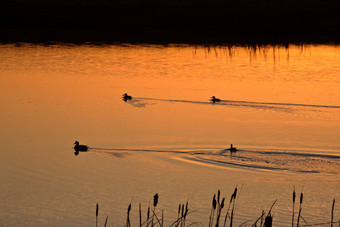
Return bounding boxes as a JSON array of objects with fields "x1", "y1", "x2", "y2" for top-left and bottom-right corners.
[{"x1": 0, "y1": 44, "x2": 339, "y2": 226}]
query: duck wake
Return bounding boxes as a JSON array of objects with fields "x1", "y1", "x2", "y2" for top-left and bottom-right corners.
[{"x1": 89, "y1": 146, "x2": 340, "y2": 174}]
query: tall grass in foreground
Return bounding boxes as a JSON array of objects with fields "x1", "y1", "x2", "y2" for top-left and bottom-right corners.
[{"x1": 94, "y1": 189, "x2": 339, "y2": 226}]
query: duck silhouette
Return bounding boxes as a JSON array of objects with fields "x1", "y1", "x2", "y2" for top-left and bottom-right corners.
[
  {"x1": 122, "y1": 93, "x2": 132, "y2": 102},
  {"x1": 227, "y1": 144, "x2": 237, "y2": 154},
  {"x1": 210, "y1": 96, "x2": 221, "y2": 103},
  {"x1": 74, "y1": 141, "x2": 88, "y2": 152}
]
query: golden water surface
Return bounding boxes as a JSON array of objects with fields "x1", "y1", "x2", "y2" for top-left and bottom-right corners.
[{"x1": 0, "y1": 44, "x2": 339, "y2": 226}]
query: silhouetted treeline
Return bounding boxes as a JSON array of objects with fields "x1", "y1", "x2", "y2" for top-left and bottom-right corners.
[{"x1": 1, "y1": 0, "x2": 339, "y2": 44}]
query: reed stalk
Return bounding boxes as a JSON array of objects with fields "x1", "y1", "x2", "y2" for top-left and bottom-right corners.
[
  {"x1": 223, "y1": 187, "x2": 237, "y2": 227},
  {"x1": 229, "y1": 187, "x2": 238, "y2": 227},
  {"x1": 139, "y1": 203, "x2": 142, "y2": 227},
  {"x1": 296, "y1": 192, "x2": 303, "y2": 227},
  {"x1": 146, "y1": 206, "x2": 150, "y2": 227},
  {"x1": 251, "y1": 210, "x2": 264, "y2": 227},
  {"x1": 292, "y1": 187, "x2": 296, "y2": 227},
  {"x1": 176, "y1": 204, "x2": 181, "y2": 227},
  {"x1": 209, "y1": 194, "x2": 217, "y2": 227},
  {"x1": 216, "y1": 197, "x2": 225, "y2": 227},
  {"x1": 126, "y1": 203, "x2": 131, "y2": 227},
  {"x1": 152, "y1": 193, "x2": 159, "y2": 227},
  {"x1": 104, "y1": 216, "x2": 108, "y2": 227},
  {"x1": 331, "y1": 199, "x2": 335, "y2": 227},
  {"x1": 96, "y1": 203, "x2": 99, "y2": 227}
]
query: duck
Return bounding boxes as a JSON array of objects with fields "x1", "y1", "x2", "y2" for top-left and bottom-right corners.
[
  {"x1": 227, "y1": 144, "x2": 237, "y2": 154},
  {"x1": 122, "y1": 93, "x2": 132, "y2": 102},
  {"x1": 210, "y1": 96, "x2": 221, "y2": 103},
  {"x1": 74, "y1": 141, "x2": 88, "y2": 152}
]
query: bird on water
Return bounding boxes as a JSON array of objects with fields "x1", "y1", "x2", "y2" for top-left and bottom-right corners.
[
  {"x1": 227, "y1": 144, "x2": 237, "y2": 154},
  {"x1": 122, "y1": 93, "x2": 132, "y2": 102},
  {"x1": 210, "y1": 96, "x2": 221, "y2": 103},
  {"x1": 73, "y1": 141, "x2": 88, "y2": 152}
]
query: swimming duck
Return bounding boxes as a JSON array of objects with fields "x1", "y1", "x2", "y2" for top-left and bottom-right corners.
[
  {"x1": 227, "y1": 144, "x2": 237, "y2": 153},
  {"x1": 74, "y1": 141, "x2": 88, "y2": 152},
  {"x1": 122, "y1": 93, "x2": 132, "y2": 102},
  {"x1": 210, "y1": 96, "x2": 221, "y2": 103}
]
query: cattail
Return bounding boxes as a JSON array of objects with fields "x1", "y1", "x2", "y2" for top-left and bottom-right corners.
[
  {"x1": 300, "y1": 193, "x2": 303, "y2": 204},
  {"x1": 264, "y1": 213, "x2": 273, "y2": 227},
  {"x1": 96, "y1": 203, "x2": 99, "y2": 227},
  {"x1": 218, "y1": 190, "x2": 221, "y2": 204},
  {"x1": 184, "y1": 202, "x2": 188, "y2": 218},
  {"x1": 153, "y1": 193, "x2": 159, "y2": 207},
  {"x1": 221, "y1": 198, "x2": 225, "y2": 209},
  {"x1": 233, "y1": 188, "x2": 238, "y2": 201},
  {"x1": 230, "y1": 188, "x2": 238, "y2": 227},
  {"x1": 213, "y1": 194, "x2": 217, "y2": 210},
  {"x1": 293, "y1": 189, "x2": 296, "y2": 203},
  {"x1": 209, "y1": 194, "x2": 216, "y2": 227}
]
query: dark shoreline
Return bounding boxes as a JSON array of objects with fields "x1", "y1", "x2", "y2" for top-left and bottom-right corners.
[{"x1": 1, "y1": 0, "x2": 339, "y2": 45}]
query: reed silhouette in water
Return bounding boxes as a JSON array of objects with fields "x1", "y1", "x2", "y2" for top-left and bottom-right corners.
[
  {"x1": 210, "y1": 96, "x2": 221, "y2": 103},
  {"x1": 122, "y1": 93, "x2": 132, "y2": 102},
  {"x1": 74, "y1": 141, "x2": 88, "y2": 155}
]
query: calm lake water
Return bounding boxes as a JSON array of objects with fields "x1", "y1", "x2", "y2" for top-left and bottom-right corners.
[{"x1": 0, "y1": 43, "x2": 339, "y2": 226}]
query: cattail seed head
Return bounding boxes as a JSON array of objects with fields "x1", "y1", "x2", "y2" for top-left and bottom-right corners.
[
  {"x1": 221, "y1": 198, "x2": 225, "y2": 209},
  {"x1": 96, "y1": 203, "x2": 99, "y2": 217},
  {"x1": 184, "y1": 202, "x2": 188, "y2": 217},
  {"x1": 153, "y1": 193, "x2": 159, "y2": 207},
  {"x1": 212, "y1": 194, "x2": 217, "y2": 210},
  {"x1": 127, "y1": 204, "x2": 131, "y2": 214},
  {"x1": 293, "y1": 190, "x2": 296, "y2": 203},
  {"x1": 233, "y1": 188, "x2": 238, "y2": 200},
  {"x1": 300, "y1": 193, "x2": 303, "y2": 204}
]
